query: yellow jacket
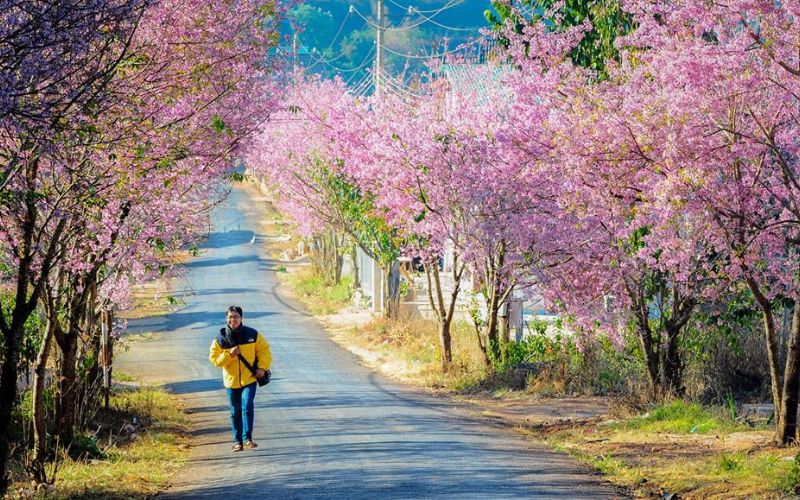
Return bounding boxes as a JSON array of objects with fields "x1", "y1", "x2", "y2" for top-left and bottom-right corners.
[{"x1": 209, "y1": 325, "x2": 272, "y2": 389}]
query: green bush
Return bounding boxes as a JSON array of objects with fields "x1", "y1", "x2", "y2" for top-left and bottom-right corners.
[
  {"x1": 1, "y1": 289, "x2": 45, "y2": 366},
  {"x1": 622, "y1": 400, "x2": 744, "y2": 434},
  {"x1": 486, "y1": 321, "x2": 644, "y2": 396},
  {"x1": 68, "y1": 432, "x2": 105, "y2": 461},
  {"x1": 777, "y1": 452, "x2": 800, "y2": 494},
  {"x1": 289, "y1": 268, "x2": 353, "y2": 314}
]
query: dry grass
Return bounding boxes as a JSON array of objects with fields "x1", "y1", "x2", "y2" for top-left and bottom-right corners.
[
  {"x1": 54, "y1": 387, "x2": 190, "y2": 499},
  {"x1": 8, "y1": 387, "x2": 190, "y2": 499},
  {"x1": 537, "y1": 402, "x2": 800, "y2": 498}
]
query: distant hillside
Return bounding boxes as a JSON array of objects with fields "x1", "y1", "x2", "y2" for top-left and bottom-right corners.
[{"x1": 285, "y1": 1, "x2": 497, "y2": 92}]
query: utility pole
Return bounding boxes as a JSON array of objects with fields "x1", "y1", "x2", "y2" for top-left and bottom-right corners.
[
  {"x1": 292, "y1": 32, "x2": 298, "y2": 72},
  {"x1": 374, "y1": 0, "x2": 385, "y2": 98}
]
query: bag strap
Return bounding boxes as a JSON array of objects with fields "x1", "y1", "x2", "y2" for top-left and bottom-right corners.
[
  {"x1": 238, "y1": 354, "x2": 258, "y2": 376},
  {"x1": 219, "y1": 327, "x2": 260, "y2": 375}
]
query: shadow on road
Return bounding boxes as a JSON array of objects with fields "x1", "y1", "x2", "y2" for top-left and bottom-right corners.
[
  {"x1": 191, "y1": 287, "x2": 260, "y2": 297},
  {"x1": 128, "y1": 309, "x2": 276, "y2": 333},
  {"x1": 201, "y1": 230, "x2": 255, "y2": 249},
  {"x1": 162, "y1": 379, "x2": 222, "y2": 395},
  {"x1": 184, "y1": 255, "x2": 259, "y2": 269}
]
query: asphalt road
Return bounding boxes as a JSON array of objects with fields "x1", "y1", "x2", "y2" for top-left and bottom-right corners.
[{"x1": 117, "y1": 186, "x2": 621, "y2": 499}]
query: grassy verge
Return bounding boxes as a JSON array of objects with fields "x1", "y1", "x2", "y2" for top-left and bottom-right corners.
[
  {"x1": 278, "y1": 263, "x2": 488, "y2": 387},
  {"x1": 9, "y1": 382, "x2": 190, "y2": 499},
  {"x1": 284, "y1": 266, "x2": 354, "y2": 315},
  {"x1": 538, "y1": 400, "x2": 798, "y2": 498},
  {"x1": 340, "y1": 316, "x2": 489, "y2": 390}
]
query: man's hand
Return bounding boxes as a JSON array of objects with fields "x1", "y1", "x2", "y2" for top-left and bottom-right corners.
[
  {"x1": 255, "y1": 368, "x2": 265, "y2": 379},
  {"x1": 229, "y1": 346, "x2": 240, "y2": 357}
]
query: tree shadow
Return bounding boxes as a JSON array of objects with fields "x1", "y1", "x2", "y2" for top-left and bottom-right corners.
[
  {"x1": 161, "y1": 379, "x2": 222, "y2": 395},
  {"x1": 201, "y1": 229, "x2": 256, "y2": 249},
  {"x1": 183, "y1": 255, "x2": 259, "y2": 269},
  {"x1": 127, "y1": 310, "x2": 275, "y2": 333}
]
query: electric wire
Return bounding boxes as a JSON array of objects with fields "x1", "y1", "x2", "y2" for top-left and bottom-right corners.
[
  {"x1": 323, "y1": 9, "x2": 352, "y2": 51},
  {"x1": 349, "y1": 72, "x2": 371, "y2": 91},
  {"x1": 386, "y1": 0, "x2": 463, "y2": 14},
  {"x1": 380, "y1": 37, "x2": 486, "y2": 60},
  {"x1": 299, "y1": 13, "x2": 363, "y2": 72},
  {"x1": 339, "y1": 46, "x2": 376, "y2": 81},
  {"x1": 349, "y1": 70, "x2": 374, "y2": 95},
  {"x1": 378, "y1": 73, "x2": 426, "y2": 99},
  {"x1": 405, "y1": 7, "x2": 482, "y2": 32},
  {"x1": 350, "y1": 0, "x2": 463, "y2": 32},
  {"x1": 353, "y1": 77, "x2": 374, "y2": 97}
]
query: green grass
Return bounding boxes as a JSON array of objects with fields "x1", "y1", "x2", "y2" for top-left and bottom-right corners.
[
  {"x1": 619, "y1": 400, "x2": 745, "y2": 434},
  {"x1": 41, "y1": 387, "x2": 189, "y2": 498},
  {"x1": 287, "y1": 267, "x2": 353, "y2": 314},
  {"x1": 716, "y1": 451, "x2": 745, "y2": 472},
  {"x1": 540, "y1": 400, "x2": 798, "y2": 498},
  {"x1": 113, "y1": 371, "x2": 135, "y2": 382}
]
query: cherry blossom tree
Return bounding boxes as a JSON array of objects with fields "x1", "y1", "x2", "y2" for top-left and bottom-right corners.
[{"x1": 0, "y1": 0, "x2": 289, "y2": 489}]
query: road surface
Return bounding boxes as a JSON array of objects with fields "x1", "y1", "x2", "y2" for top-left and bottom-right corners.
[{"x1": 117, "y1": 186, "x2": 621, "y2": 499}]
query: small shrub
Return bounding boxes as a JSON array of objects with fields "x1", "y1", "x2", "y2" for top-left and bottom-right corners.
[
  {"x1": 777, "y1": 452, "x2": 800, "y2": 494},
  {"x1": 68, "y1": 433, "x2": 104, "y2": 461},
  {"x1": 113, "y1": 371, "x2": 135, "y2": 382},
  {"x1": 484, "y1": 325, "x2": 645, "y2": 397},
  {"x1": 717, "y1": 452, "x2": 745, "y2": 472},
  {"x1": 622, "y1": 400, "x2": 743, "y2": 434}
]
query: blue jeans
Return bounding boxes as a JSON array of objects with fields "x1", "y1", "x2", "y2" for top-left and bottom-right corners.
[{"x1": 226, "y1": 382, "x2": 257, "y2": 444}]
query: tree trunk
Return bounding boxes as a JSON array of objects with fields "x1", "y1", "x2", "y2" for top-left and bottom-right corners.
[
  {"x1": 483, "y1": 240, "x2": 507, "y2": 365},
  {"x1": 30, "y1": 314, "x2": 56, "y2": 482},
  {"x1": 430, "y1": 262, "x2": 450, "y2": 369},
  {"x1": 0, "y1": 320, "x2": 24, "y2": 494},
  {"x1": 627, "y1": 282, "x2": 660, "y2": 398},
  {"x1": 350, "y1": 245, "x2": 359, "y2": 292},
  {"x1": 485, "y1": 285, "x2": 501, "y2": 363},
  {"x1": 84, "y1": 285, "x2": 102, "y2": 413},
  {"x1": 54, "y1": 327, "x2": 79, "y2": 442},
  {"x1": 311, "y1": 230, "x2": 345, "y2": 286},
  {"x1": 661, "y1": 325, "x2": 684, "y2": 397},
  {"x1": 778, "y1": 300, "x2": 800, "y2": 444},
  {"x1": 382, "y1": 261, "x2": 400, "y2": 320},
  {"x1": 425, "y1": 256, "x2": 465, "y2": 371},
  {"x1": 475, "y1": 326, "x2": 491, "y2": 367},
  {"x1": 744, "y1": 276, "x2": 783, "y2": 439}
]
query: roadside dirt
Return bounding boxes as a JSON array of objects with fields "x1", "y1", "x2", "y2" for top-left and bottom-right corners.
[{"x1": 312, "y1": 301, "x2": 614, "y2": 431}]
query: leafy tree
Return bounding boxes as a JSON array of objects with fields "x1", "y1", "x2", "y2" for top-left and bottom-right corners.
[{"x1": 486, "y1": 0, "x2": 632, "y2": 77}]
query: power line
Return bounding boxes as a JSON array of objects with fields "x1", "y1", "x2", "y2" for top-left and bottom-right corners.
[
  {"x1": 348, "y1": 71, "x2": 372, "y2": 90},
  {"x1": 351, "y1": 4, "x2": 425, "y2": 31},
  {"x1": 343, "y1": 46, "x2": 377, "y2": 81},
  {"x1": 386, "y1": 0, "x2": 463, "y2": 14},
  {"x1": 350, "y1": 0, "x2": 464, "y2": 32},
  {"x1": 380, "y1": 37, "x2": 486, "y2": 60},
  {"x1": 323, "y1": 9, "x2": 352, "y2": 51},
  {"x1": 378, "y1": 73, "x2": 426, "y2": 99},
  {"x1": 351, "y1": 74, "x2": 374, "y2": 97},
  {"x1": 309, "y1": 44, "x2": 375, "y2": 74},
  {"x1": 298, "y1": 12, "x2": 363, "y2": 73},
  {"x1": 406, "y1": 7, "x2": 481, "y2": 32}
]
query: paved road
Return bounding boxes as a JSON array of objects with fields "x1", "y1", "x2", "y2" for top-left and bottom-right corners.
[{"x1": 117, "y1": 186, "x2": 621, "y2": 499}]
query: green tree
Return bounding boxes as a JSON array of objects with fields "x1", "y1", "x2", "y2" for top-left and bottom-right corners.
[{"x1": 485, "y1": 0, "x2": 632, "y2": 77}]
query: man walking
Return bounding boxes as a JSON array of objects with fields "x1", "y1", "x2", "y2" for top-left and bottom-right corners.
[{"x1": 210, "y1": 306, "x2": 272, "y2": 452}]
